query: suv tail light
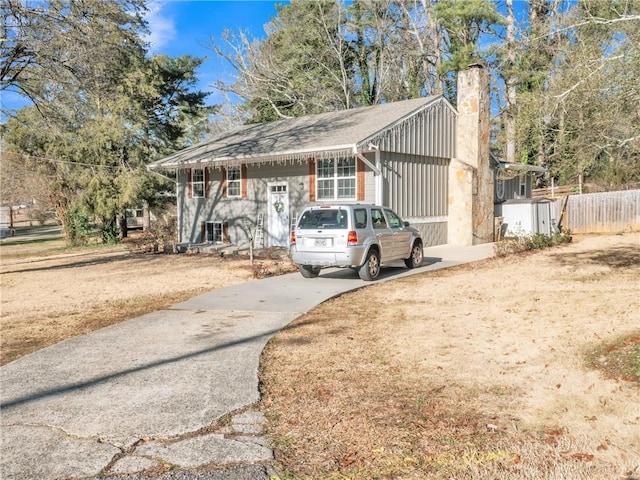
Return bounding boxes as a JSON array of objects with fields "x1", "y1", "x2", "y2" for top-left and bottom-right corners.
[
  {"x1": 290, "y1": 231, "x2": 296, "y2": 245},
  {"x1": 347, "y1": 230, "x2": 358, "y2": 246}
]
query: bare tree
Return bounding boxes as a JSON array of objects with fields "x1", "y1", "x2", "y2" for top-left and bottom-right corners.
[{"x1": 504, "y1": 0, "x2": 517, "y2": 164}]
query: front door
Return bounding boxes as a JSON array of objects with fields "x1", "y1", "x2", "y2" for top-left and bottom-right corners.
[{"x1": 268, "y1": 182, "x2": 289, "y2": 247}]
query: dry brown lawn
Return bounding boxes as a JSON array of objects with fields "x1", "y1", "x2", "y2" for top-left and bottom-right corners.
[
  {"x1": 260, "y1": 233, "x2": 640, "y2": 479},
  {"x1": 0, "y1": 229, "x2": 296, "y2": 365},
  {"x1": 1, "y1": 227, "x2": 638, "y2": 479}
]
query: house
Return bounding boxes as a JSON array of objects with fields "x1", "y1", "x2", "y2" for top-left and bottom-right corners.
[
  {"x1": 148, "y1": 66, "x2": 495, "y2": 249},
  {"x1": 492, "y1": 155, "x2": 546, "y2": 203},
  {"x1": 490, "y1": 154, "x2": 550, "y2": 237}
]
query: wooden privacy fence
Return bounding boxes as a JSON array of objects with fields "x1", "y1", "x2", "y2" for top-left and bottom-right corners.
[{"x1": 549, "y1": 190, "x2": 640, "y2": 234}]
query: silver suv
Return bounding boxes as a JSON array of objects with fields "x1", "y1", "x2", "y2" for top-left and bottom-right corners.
[{"x1": 290, "y1": 204, "x2": 424, "y2": 281}]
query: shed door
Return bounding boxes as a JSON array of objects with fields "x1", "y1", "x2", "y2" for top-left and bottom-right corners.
[
  {"x1": 268, "y1": 182, "x2": 289, "y2": 247},
  {"x1": 535, "y1": 202, "x2": 551, "y2": 236}
]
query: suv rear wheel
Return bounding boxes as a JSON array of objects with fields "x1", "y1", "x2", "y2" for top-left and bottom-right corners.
[
  {"x1": 404, "y1": 241, "x2": 424, "y2": 269},
  {"x1": 358, "y1": 249, "x2": 380, "y2": 281},
  {"x1": 299, "y1": 265, "x2": 321, "y2": 278}
]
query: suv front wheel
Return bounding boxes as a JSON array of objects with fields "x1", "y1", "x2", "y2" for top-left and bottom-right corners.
[
  {"x1": 358, "y1": 249, "x2": 380, "y2": 281},
  {"x1": 404, "y1": 241, "x2": 424, "y2": 269}
]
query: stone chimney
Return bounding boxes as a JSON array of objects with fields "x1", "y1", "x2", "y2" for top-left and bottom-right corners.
[{"x1": 448, "y1": 64, "x2": 494, "y2": 245}]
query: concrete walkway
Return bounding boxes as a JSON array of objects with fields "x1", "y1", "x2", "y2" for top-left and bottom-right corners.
[{"x1": 0, "y1": 243, "x2": 494, "y2": 480}]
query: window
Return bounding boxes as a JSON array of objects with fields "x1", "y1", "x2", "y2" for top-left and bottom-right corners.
[
  {"x1": 354, "y1": 208, "x2": 368, "y2": 229},
  {"x1": 518, "y1": 175, "x2": 527, "y2": 197},
  {"x1": 371, "y1": 208, "x2": 387, "y2": 229},
  {"x1": 384, "y1": 209, "x2": 403, "y2": 228},
  {"x1": 206, "y1": 221, "x2": 224, "y2": 244},
  {"x1": 297, "y1": 209, "x2": 344, "y2": 230},
  {"x1": 316, "y1": 158, "x2": 356, "y2": 200},
  {"x1": 270, "y1": 184, "x2": 287, "y2": 193},
  {"x1": 191, "y1": 168, "x2": 204, "y2": 198},
  {"x1": 226, "y1": 166, "x2": 241, "y2": 197}
]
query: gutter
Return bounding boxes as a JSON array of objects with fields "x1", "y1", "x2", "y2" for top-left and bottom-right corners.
[
  {"x1": 355, "y1": 144, "x2": 383, "y2": 205},
  {"x1": 146, "y1": 165, "x2": 177, "y2": 183},
  {"x1": 148, "y1": 144, "x2": 357, "y2": 171},
  {"x1": 501, "y1": 162, "x2": 546, "y2": 174}
]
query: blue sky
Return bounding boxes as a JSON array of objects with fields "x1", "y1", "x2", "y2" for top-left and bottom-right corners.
[
  {"x1": 0, "y1": 1, "x2": 282, "y2": 117},
  {"x1": 1, "y1": 1, "x2": 530, "y2": 117},
  {"x1": 144, "y1": 0, "x2": 282, "y2": 105}
]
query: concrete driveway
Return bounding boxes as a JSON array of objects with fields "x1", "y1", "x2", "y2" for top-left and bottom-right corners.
[{"x1": 0, "y1": 243, "x2": 494, "y2": 479}]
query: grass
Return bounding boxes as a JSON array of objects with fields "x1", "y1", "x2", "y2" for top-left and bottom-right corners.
[
  {"x1": 3, "y1": 225, "x2": 639, "y2": 478},
  {"x1": 260, "y1": 236, "x2": 640, "y2": 480},
  {"x1": 0, "y1": 223, "x2": 129, "y2": 259},
  {"x1": 262, "y1": 297, "x2": 635, "y2": 479},
  {"x1": 0, "y1": 288, "x2": 211, "y2": 366},
  {"x1": 584, "y1": 331, "x2": 640, "y2": 383}
]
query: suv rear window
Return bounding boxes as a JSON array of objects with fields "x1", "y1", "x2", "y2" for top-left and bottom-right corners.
[{"x1": 298, "y1": 209, "x2": 348, "y2": 229}]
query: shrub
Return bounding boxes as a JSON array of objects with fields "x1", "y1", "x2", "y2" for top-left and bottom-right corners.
[
  {"x1": 495, "y1": 230, "x2": 572, "y2": 257},
  {"x1": 528, "y1": 233, "x2": 553, "y2": 249}
]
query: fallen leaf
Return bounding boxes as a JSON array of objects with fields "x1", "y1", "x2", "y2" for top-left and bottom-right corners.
[{"x1": 562, "y1": 451, "x2": 594, "y2": 461}]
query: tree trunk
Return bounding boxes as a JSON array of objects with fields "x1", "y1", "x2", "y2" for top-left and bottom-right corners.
[
  {"x1": 505, "y1": 0, "x2": 516, "y2": 164},
  {"x1": 142, "y1": 200, "x2": 151, "y2": 232},
  {"x1": 119, "y1": 213, "x2": 128, "y2": 239}
]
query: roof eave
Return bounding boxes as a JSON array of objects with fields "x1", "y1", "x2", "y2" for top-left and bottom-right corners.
[{"x1": 148, "y1": 144, "x2": 357, "y2": 170}]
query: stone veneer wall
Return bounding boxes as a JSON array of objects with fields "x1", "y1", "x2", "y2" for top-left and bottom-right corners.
[{"x1": 448, "y1": 65, "x2": 494, "y2": 245}]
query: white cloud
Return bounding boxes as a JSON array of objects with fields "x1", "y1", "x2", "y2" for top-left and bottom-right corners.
[{"x1": 143, "y1": 1, "x2": 176, "y2": 53}]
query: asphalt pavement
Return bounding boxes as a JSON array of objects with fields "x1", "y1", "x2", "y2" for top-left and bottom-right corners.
[{"x1": 0, "y1": 242, "x2": 494, "y2": 480}]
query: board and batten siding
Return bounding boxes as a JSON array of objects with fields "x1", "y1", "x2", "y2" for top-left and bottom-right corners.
[
  {"x1": 365, "y1": 99, "x2": 455, "y2": 247},
  {"x1": 372, "y1": 99, "x2": 456, "y2": 159},
  {"x1": 379, "y1": 152, "x2": 449, "y2": 247}
]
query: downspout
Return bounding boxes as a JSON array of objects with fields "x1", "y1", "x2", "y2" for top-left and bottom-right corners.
[
  {"x1": 371, "y1": 144, "x2": 382, "y2": 206},
  {"x1": 355, "y1": 144, "x2": 382, "y2": 205},
  {"x1": 176, "y1": 171, "x2": 182, "y2": 243}
]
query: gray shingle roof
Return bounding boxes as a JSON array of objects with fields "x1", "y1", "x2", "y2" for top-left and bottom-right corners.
[{"x1": 148, "y1": 96, "x2": 442, "y2": 170}]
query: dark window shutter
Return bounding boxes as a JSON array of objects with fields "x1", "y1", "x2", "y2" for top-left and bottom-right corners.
[
  {"x1": 200, "y1": 221, "x2": 206, "y2": 243},
  {"x1": 188, "y1": 170, "x2": 193, "y2": 198},
  {"x1": 241, "y1": 165, "x2": 248, "y2": 198},
  {"x1": 357, "y1": 159, "x2": 365, "y2": 201},
  {"x1": 222, "y1": 167, "x2": 228, "y2": 198},
  {"x1": 308, "y1": 159, "x2": 316, "y2": 202},
  {"x1": 223, "y1": 221, "x2": 229, "y2": 243},
  {"x1": 204, "y1": 168, "x2": 210, "y2": 198}
]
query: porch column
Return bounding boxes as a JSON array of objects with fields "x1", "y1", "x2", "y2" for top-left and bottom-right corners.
[{"x1": 448, "y1": 64, "x2": 494, "y2": 245}]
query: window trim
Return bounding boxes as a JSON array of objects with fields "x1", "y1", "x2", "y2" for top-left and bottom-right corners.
[
  {"x1": 518, "y1": 174, "x2": 527, "y2": 197},
  {"x1": 315, "y1": 157, "x2": 357, "y2": 201},
  {"x1": 203, "y1": 220, "x2": 228, "y2": 244},
  {"x1": 191, "y1": 168, "x2": 205, "y2": 198},
  {"x1": 223, "y1": 165, "x2": 247, "y2": 198},
  {"x1": 226, "y1": 166, "x2": 242, "y2": 198}
]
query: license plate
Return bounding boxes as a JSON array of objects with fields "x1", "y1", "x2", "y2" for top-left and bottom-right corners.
[{"x1": 315, "y1": 238, "x2": 330, "y2": 247}]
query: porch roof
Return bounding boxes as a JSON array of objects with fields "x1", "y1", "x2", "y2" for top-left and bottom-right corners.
[{"x1": 148, "y1": 96, "x2": 444, "y2": 170}]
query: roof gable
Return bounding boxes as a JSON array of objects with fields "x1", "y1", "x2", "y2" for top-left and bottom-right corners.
[{"x1": 149, "y1": 96, "x2": 454, "y2": 170}]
